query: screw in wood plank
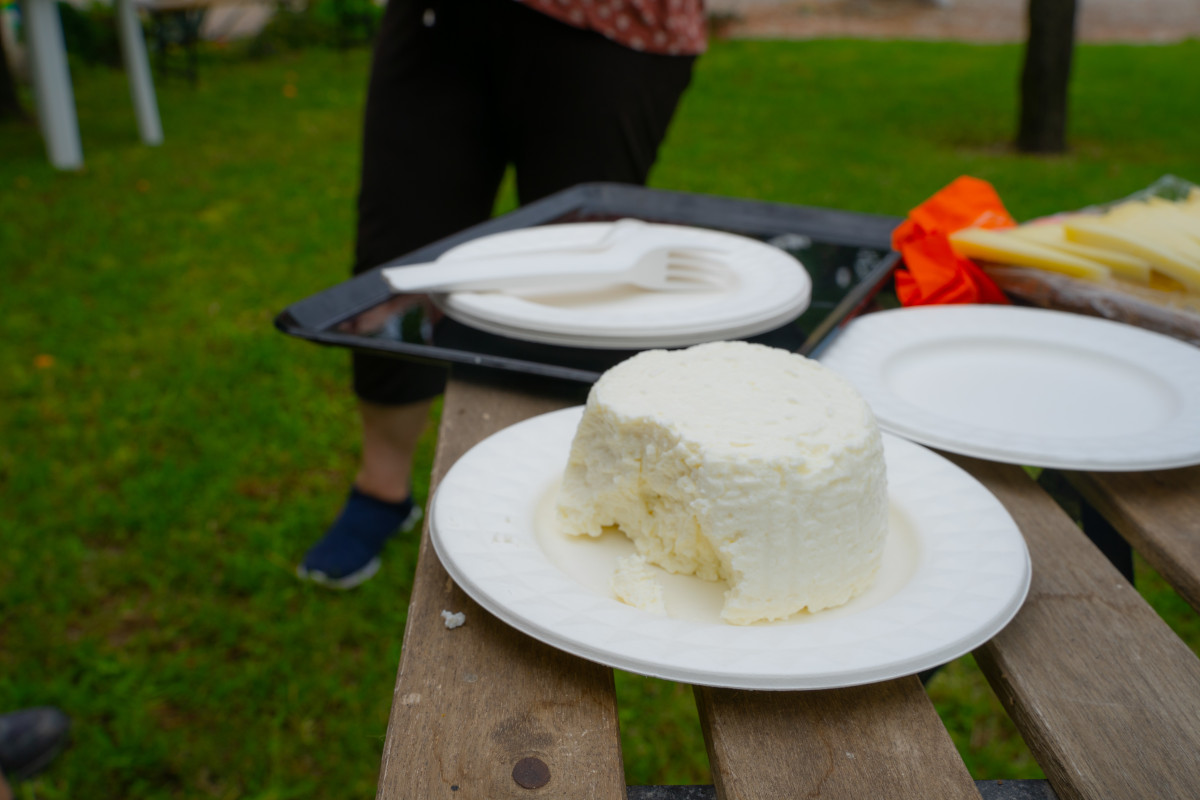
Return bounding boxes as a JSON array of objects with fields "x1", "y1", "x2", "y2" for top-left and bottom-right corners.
[{"x1": 512, "y1": 757, "x2": 550, "y2": 789}]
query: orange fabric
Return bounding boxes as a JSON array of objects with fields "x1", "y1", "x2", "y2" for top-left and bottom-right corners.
[{"x1": 892, "y1": 175, "x2": 1015, "y2": 306}]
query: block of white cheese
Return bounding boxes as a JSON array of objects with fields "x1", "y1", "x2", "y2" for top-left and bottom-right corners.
[{"x1": 556, "y1": 341, "x2": 888, "y2": 625}]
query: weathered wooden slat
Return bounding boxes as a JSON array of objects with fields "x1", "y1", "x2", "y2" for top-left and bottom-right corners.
[
  {"x1": 1064, "y1": 467, "x2": 1200, "y2": 614},
  {"x1": 956, "y1": 456, "x2": 1200, "y2": 800},
  {"x1": 627, "y1": 780, "x2": 1059, "y2": 799},
  {"x1": 695, "y1": 677, "x2": 981, "y2": 800},
  {"x1": 376, "y1": 373, "x2": 625, "y2": 800}
]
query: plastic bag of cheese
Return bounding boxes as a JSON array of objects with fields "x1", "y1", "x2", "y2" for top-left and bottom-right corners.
[
  {"x1": 948, "y1": 175, "x2": 1200, "y2": 345},
  {"x1": 951, "y1": 175, "x2": 1200, "y2": 290},
  {"x1": 984, "y1": 265, "x2": 1200, "y2": 347}
]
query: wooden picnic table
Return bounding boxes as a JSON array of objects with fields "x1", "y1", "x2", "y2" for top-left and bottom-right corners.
[
  {"x1": 374, "y1": 361, "x2": 1200, "y2": 799},
  {"x1": 292, "y1": 187, "x2": 1200, "y2": 800}
]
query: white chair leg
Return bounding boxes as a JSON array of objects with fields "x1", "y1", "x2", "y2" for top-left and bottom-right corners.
[
  {"x1": 23, "y1": 0, "x2": 83, "y2": 169},
  {"x1": 116, "y1": 0, "x2": 163, "y2": 145}
]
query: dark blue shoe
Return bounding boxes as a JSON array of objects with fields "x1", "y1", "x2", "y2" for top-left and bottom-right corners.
[
  {"x1": 297, "y1": 487, "x2": 422, "y2": 589},
  {"x1": 0, "y1": 706, "x2": 71, "y2": 782}
]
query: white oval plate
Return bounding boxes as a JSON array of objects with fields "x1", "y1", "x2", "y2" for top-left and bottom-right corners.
[
  {"x1": 429, "y1": 407, "x2": 1030, "y2": 690},
  {"x1": 438, "y1": 299, "x2": 808, "y2": 351},
  {"x1": 429, "y1": 222, "x2": 811, "y2": 348},
  {"x1": 817, "y1": 305, "x2": 1200, "y2": 471}
]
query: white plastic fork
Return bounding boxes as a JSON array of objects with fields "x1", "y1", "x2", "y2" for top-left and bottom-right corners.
[
  {"x1": 382, "y1": 242, "x2": 730, "y2": 295},
  {"x1": 489, "y1": 217, "x2": 647, "y2": 257}
]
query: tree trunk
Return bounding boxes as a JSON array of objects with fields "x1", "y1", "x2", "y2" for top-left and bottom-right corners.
[
  {"x1": 0, "y1": 25, "x2": 26, "y2": 122},
  {"x1": 1016, "y1": 0, "x2": 1077, "y2": 153}
]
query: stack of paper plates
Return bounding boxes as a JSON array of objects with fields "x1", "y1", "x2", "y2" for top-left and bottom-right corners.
[{"x1": 428, "y1": 222, "x2": 812, "y2": 349}]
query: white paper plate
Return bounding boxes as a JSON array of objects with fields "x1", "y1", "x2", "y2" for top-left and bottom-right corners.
[
  {"x1": 818, "y1": 305, "x2": 1200, "y2": 471},
  {"x1": 429, "y1": 407, "x2": 1030, "y2": 690},
  {"x1": 434, "y1": 300, "x2": 808, "y2": 351},
  {"x1": 429, "y1": 222, "x2": 811, "y2": 348}
]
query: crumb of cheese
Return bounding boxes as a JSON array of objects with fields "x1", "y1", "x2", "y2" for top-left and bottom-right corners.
[
  {"x1": 611, "y1": 554, "x2": 667, "y2": 615},
  {"x1": 441, "y1": 610, "x2": 466, "y2": 629}
]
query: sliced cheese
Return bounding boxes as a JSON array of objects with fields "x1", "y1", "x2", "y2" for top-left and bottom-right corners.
[
  {"x1": 1148, "y1": 271, "x2": 1188, "y2": 293},
  {"x1": 1063, "y1": 218, "x2": 1200, "y2": 291},
  {"x1": 1143, "y1": 197, "x2": 1200, "y2": 244},
  {"x1": 1006, "y1": 222, "x2": 1152, "y2": 282},
  {"x1": 1183, "y1": 187, "x2": 1200, "y2": 217},
  {"x1": 948, "y1": 227, "x2": 1111, "y2": 281},
  {"x1": 1105, "y1": 202, "x2": 1200, "y2": 258}
]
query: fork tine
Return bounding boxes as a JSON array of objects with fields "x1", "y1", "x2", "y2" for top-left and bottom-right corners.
[
  {"x1": 657, "y1": 282, "x2": 723, "y2": 292},
  {"x1": 666, "y1": 248, "x2": 729, "y2": 261},
  {"x1": 661, "y1": 265, "x2": 729, "y2": 291},
  {"x1": 668, "y1": 260, "x2": 728, "y2": 278},
  {"x1": 667, "y1": 250, "x2": 728, "y2": 267},
  {"x1": 667, "y1": 255, "x2": 730, "y2": 280},
  {"x1": 659, "y1": 279, "x2": 724, "y2": 292},
  {"x1": 664, "y1": 245, "x2": 728, "y2": 255}
]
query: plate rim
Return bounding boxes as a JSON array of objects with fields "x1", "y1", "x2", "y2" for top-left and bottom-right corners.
[
  {"x1": 428, "y1": 406, "x2": 1032, "y2": 690},
  {"x1": 432, "y1": 294, "x2": 812, "y2": 350}
]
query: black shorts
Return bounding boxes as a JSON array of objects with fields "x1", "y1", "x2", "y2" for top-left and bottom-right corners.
[{"x1": 351, "y1": 0, "x2": 696, "y2": 405}]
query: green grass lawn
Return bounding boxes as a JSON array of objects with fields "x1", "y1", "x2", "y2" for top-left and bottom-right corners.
[{"x1": 2, "y1": 33, "x2": 1199, "y2": 798}]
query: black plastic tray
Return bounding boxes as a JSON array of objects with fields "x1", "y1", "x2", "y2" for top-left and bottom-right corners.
[{"x1": 275, "y1": 183, "x2": 903, "y2": 384}]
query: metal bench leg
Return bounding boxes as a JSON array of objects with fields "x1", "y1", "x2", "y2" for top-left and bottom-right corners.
[
  {"x1": 1080, "y1": 499, "x2": 1134, "y2": 584},
  {"x1": 1037, "y1": 469, "x2": 1134, "y2": 584}
]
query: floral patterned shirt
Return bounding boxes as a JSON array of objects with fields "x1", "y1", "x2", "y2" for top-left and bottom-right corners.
[{"x1": 521, "y1": 0, "x2": 708, "y2": 55}]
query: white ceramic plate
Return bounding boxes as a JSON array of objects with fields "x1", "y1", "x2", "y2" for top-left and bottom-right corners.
[
  {"x1": 429, "y1": 222, "x2": 811, "y2": 348},
  {"x1": 429, "y1": 407, "x2": 1030, "y2": 690},
  {"x1": 818, "y1": 305, "x2": 1200, "y2": 471}
]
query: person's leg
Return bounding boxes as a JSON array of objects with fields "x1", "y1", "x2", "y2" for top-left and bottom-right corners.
[
  {"x1": 495, "y1": 4, "x2": 697, "y2": 203},
  {"x1": 300, "y1": 0, "x2": 507, "y2": 587},
  {"x1": 350, "y1": 0, "x2": 507, "y2": 409},
  {"x1": 354, "y1": 398, "x2": 434, "y2": 503}
]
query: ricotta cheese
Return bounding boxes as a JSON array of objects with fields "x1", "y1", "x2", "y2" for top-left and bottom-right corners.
[
  {"x1": 441, "y1": 610, "x2": 466, "y2": 629},
  {"x1": 611, "y1": 554, "x2": 668, "y2": 615},
  {"x1": 556, "y1": 340, "x2": 888, "y2": 625}
]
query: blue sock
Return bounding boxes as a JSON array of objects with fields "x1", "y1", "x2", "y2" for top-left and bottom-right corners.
[{"x1": 297, "y1": 487, "x2": 422, "y2": 588}]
